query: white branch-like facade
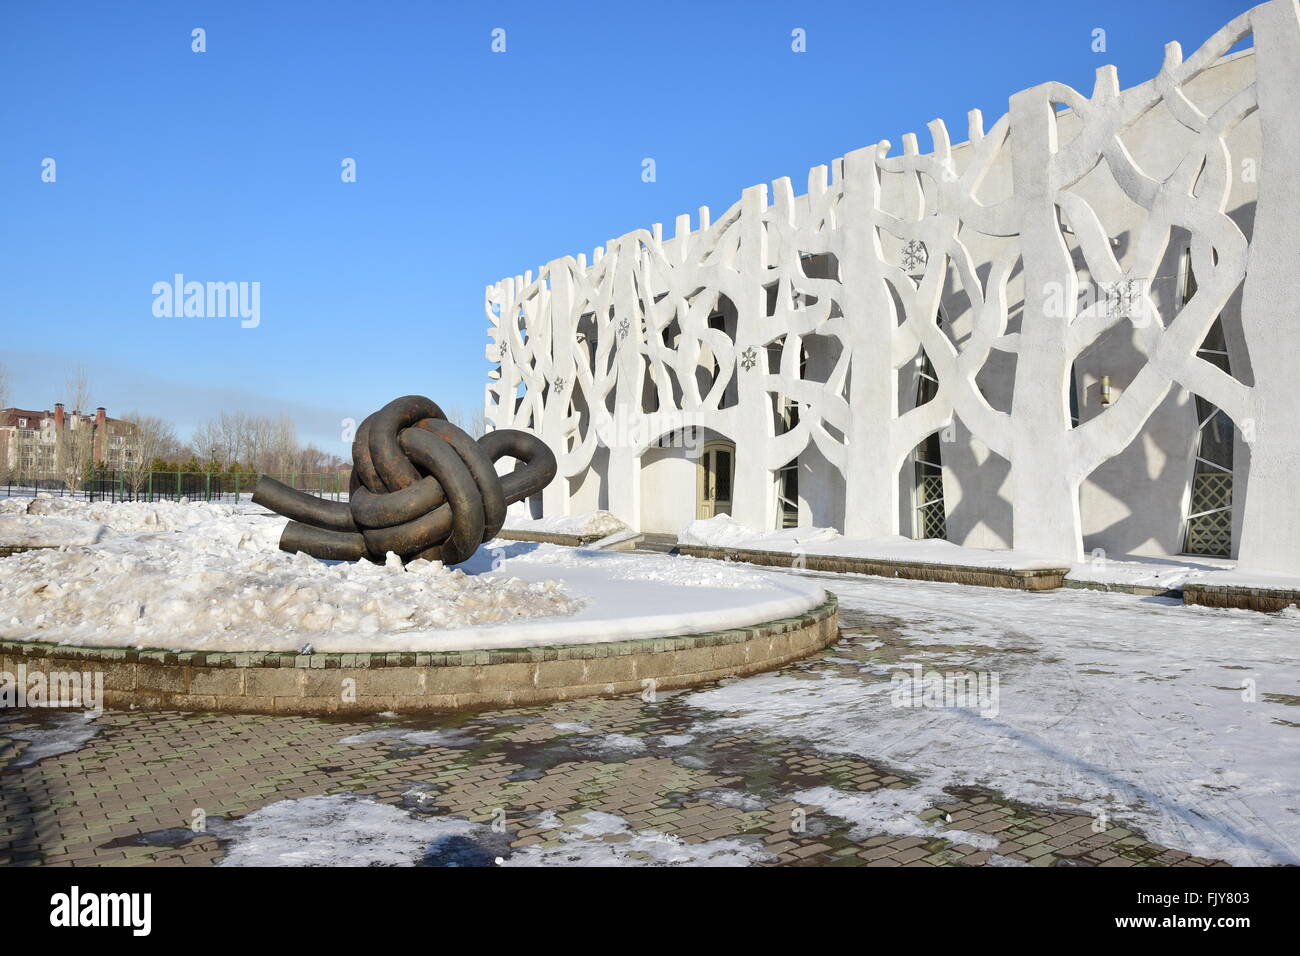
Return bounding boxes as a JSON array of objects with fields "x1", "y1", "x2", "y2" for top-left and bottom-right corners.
[{"x1": 487, "y1": 0, "x2": 1300, "y2": 572}]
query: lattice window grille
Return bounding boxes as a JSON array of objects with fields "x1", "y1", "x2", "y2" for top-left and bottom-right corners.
[
  {"x1": 917, "y1": 472, "x2": 947, "y2": 540},
  {"x1": 1185, "y1": 472, "x2": 1233, "y2": 556}
]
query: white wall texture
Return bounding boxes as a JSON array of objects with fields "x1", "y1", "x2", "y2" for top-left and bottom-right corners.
[{"x1": 486, "y1": 0, "x2": 1300, "y2": 571}]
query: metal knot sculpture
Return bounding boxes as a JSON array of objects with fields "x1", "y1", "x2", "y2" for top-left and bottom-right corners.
[{"x1": 252, "y1": 395, "x2": 556, "y2": 565}]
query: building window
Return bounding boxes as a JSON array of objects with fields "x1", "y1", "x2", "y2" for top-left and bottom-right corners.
[
  {"x1": 911, "y1": 315, "x2": 947, "y2": 540},
  {"x1": 1181, "y1": 250, "x2": 1234, "y2": 557},
  {"x1": 776, "y1": 461, "x2": 799, "y2": 529}
]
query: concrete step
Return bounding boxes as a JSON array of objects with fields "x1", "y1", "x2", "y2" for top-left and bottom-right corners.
[{"x1": 634, "y1": 533, "x2": 680, "y2": 555}]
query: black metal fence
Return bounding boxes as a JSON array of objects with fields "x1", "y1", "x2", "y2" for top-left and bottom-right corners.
[{"x1": 2, "y1": 471, "x2": 352, "y2": 503}]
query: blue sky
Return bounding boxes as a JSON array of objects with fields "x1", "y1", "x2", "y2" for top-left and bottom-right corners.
[{"x1": 0, "y1": 0, "x2": 1246, "y2": 453}]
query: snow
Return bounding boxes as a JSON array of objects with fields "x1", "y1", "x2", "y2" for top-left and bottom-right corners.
[
  {"x1": 502, "y1": 503, "x2": 629, "y2": 538},
  {"x1": 212, "y1": 795, "x2": 770, "y2": 867},
  {"x1": 682, "y1": 514, "x2": 1300, "y2": 594},
  {"x1": 1066, "y1": 553, "x2": 1236, "y2": 591},
  {"x1": 679, "y1": 514, "x2": 843, "y2": 550},
  {"x1": 1068, "y1": 554, "x2": 1300, "y2": 594},
  {"x1": 456, "y1": 543, "x2": 823, "y2": 650},
  {"x1": 574, "y1": 733, "x2": 647, "y2": 756},
  {"x1": 339, "y1": 727, "x2": 477, "y2": 748},
  {"x1": 1197, "y1": 567, "x2": 1300, "y2": 592},
  {"x1": 500, "y1": 810, "x2": 772, "y2": 867},
  {"x1": 795, "y1": 785, "x2": 1000, "y2": 850},
  {"x1": 685, "y1": 567, "x2": 1300, "y2": 866},
  {"x1": 0, "y1": 712, "x2": 103, "y2": 768},
  {"x1": 3, "y1": 493, "x2": 259, "y2": 534},
  {"x1": 679, "y1": 515, "x2": 1066, "y2": 571},
  {"x1": 0, "y1": 514, "x2": 107, "y2": 548},
  {"x1": 0, "y1": 497, "x2": 822, "y2": 653},
  {"x1": 217, "y1": 794, "x2": 481, "y2": 867}
]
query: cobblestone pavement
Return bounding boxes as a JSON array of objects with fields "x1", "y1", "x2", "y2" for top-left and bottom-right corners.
[{"x1": 0, "y1": 600, "x2": 1232, "y2": 867}]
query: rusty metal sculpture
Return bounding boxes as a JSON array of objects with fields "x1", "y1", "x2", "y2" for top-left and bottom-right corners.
[{"x1": 252, "y1": 395, "x2": 556, "y2": 565}]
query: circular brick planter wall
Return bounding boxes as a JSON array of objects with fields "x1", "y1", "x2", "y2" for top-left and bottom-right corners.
[{"x1": 0, "y1": 594, "x2": 838, "y2": 714}]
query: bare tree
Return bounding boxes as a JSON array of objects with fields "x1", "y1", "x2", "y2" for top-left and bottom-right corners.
[
  {"x1": 12, "y1": 437, "x2": 31, "y2": 491},
  {"x1": 192, "y1": 411, "x2": 254, "y2": 467},
  {"x1": 153, "y1": 431, "x2": 190, "y2": 465},
  {"x1": 268, "y1": 415, "x2": 299, "y2": 475},
  {"x1": 119, "y1": 413, "x2": 177, "y2": 498},
  {"x1": 59, "y1": 367, "x2": 95, "y2": 493},
  {"x1": 446, "y1": 404, "x2": 486, "y2": 438},
  {"x1": 201, "y1": 404, "x2": 459, "y2": 480},
  {"x1": 191, "y1": 410, "x2": 328, "y2": 476}
]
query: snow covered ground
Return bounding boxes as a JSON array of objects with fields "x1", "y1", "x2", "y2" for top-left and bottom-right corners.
[
  {"x1": 1066, "y1": 553, "x2": 1237, "y2": 591},
  {"x1": 686, "y1": 568, "x2": 1300, "y2": 866},
  {"x1": 6, "y1": 494, "x2": 1295, "y2": 865},
  {"x1": 0, "y1": 496, "x2": 820, "y2": 652},
  {"x1": 680, "y1": 514, "x2": 1067, "y2": 570},
  {"x1": 682, "y1": 514, "x2": 1300, "y2": 595},
  {"x1": 162, "y1": 568, "x2": 1300, "y2": 866}
]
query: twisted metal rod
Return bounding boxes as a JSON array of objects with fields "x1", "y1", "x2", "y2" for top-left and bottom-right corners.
[{"x1": 252, "y1": 395, "x2": 555, "y2": 564}]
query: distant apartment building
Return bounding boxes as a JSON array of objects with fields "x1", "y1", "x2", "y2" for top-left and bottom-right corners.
[{"x1": 0, "y1": 404, "x2": 139, "y2": 481}]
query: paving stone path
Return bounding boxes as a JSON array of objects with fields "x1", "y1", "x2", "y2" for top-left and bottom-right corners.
[{"x1": 0, "y1": 607, "x2": 1230, "y2": 867}]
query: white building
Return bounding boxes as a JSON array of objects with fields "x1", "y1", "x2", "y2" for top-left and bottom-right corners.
[{"x1": 486, "y1": 0, "x2": 1300, "y2": 573}]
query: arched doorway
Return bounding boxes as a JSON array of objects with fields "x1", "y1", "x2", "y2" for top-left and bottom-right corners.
[{"x1": 697, "y1": 440, "x2": 735, "y2": 519}]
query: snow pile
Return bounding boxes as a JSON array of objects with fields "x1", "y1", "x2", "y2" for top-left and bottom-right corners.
[
  {"x1": 0, "y1": 532, "x2": 582, "y2": 652},
  {"x1": 503, "y1": 503, "x2": 629, "y2": 538},
  {"x1": 0, "y1": 514, "x2": 107, "y2": 548},
  {"x1": 0, "y1": 498, "x2": 585, "y2": 652},
  {"x1": 0, "y1": 497, "x2": 822, "y2": 653},
  {"x1": 7, "y1": 494, "x2": 266, "y2": 535},
  {"x1": 679, "y1": 515, "x2": 1064, "y2": 571}
]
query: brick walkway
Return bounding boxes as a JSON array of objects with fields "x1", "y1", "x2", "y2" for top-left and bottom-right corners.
[{"x1": 0, "y1": 618, "x2": 1230, "y2": 867}]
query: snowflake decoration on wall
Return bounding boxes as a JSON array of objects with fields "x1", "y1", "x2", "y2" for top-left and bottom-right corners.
[
  {"x1": 1106, "y1": 279, "x2": 1142, "y2": 319},
  {"x1": 618, "y1": 316, "x2": 630, "y2": 340},
  {"x1": 552, "y1": 377, "x2": 567, "y2": 394},
  {"x1": 740, "y1": 346, "x2": 758, "y2": 371},
  {"x1": 901, "y1": 239, "x2": 928, "y2": 274}
]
